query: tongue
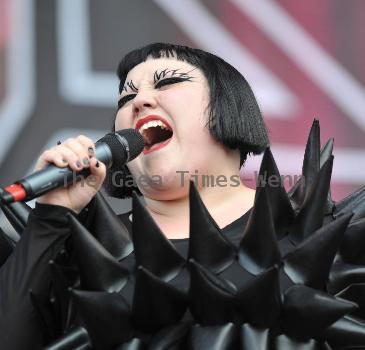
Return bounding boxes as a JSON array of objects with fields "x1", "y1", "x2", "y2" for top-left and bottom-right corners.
[{"x1": 145, "y1": 138, "x2": 171, "y2": 150}]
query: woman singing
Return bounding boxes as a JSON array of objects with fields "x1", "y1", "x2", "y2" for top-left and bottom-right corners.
[{"x1": 1, "y1": 43, "x2": 364, "y2": 350}]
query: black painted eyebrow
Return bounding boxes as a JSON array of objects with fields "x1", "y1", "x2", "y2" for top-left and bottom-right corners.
[
  {"x1": 121, "y1": 68, "x2": 196, "y2": 93},
  {"x1": 153, "y1": 68, "x2": 196, "y2": 83},
  {"x1": 122, "y1": 80, "x2": 138, "y2": 93}
]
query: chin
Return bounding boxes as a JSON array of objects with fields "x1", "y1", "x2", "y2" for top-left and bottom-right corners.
[{"x1": 140, "y1": 170, "x2": 190, "y2": 200}]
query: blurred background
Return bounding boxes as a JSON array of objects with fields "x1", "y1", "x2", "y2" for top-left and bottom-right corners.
[{"x1": 0, "y1": 0, "x2": 364, "y2": 223}]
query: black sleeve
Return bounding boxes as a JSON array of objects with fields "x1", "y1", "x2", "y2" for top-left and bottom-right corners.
[{"x1": 0, "y1": 203, "x2": 74, "y2": 350}]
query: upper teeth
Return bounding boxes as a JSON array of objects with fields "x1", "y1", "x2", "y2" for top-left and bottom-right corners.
[{"x1": 139, "y1": 120, "x2": 169, "y2": 132}]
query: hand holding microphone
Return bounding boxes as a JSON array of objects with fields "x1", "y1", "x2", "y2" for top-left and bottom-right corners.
[
  {"x1": 0, "y1": 129, "x2": 144, "y2": 213},
  {"x1": 35, "y1": 134, "x2": 106, "y2": 214}
]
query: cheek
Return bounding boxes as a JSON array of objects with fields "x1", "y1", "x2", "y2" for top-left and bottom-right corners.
[
  {"x1": 114, "y1": 107, "x2": 133, "y2": 130},
  {"x1": 126, "y1": 159, "x2": 139, "y2": 177},
  {"x1": 173, "y1": 106, "x2": 211, "y2": 143},
  {"x1": 161, "y1": 88, "x2": 209, "y2": 129}
]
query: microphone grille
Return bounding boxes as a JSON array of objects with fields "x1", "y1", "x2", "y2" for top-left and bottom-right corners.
[{"x1": 98, "y1": 129, "x2": 144, "y2": 167}]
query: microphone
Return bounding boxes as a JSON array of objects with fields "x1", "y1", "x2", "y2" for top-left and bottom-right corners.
[{"x1": 0, "y1": 129, "x2": 144, "y2": 204}]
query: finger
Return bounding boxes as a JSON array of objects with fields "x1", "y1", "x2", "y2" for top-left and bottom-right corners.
[
  {"x1": 75, "y1": 135, "x2": 96, "y2": 158},
  {"x1": 34, "y1": 148, "x2": 69, "y2": 171},
  {"x1": 54, "y1": 146, "x2": 81, "y2": 171},
  {"x1": 63, "y1": 138, "x2": 91, "y2": 170},
  {"x1": 86, "y1": 157, "x2": 106, "y2": 190}
]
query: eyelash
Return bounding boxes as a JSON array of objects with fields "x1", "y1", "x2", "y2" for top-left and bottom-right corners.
[
  {"x1": 117, "y1": 77, "x2": 190, "y2": 109},
  {"x1": 155, "y1": 77, "x2": 188, "y2": 88},
  {"x1": 118, "y1": 94, "x2": 135, "y2": 109}
]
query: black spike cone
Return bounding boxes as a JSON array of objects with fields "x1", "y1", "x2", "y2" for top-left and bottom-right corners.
[
  {"x1": 320, "y1": 138, "x2": 335, "y2": 215},
  {"x1": 238, "y1": 186, "x2": 281, "y2": 274},
  {"x1": 336, "y1": 283, "x2": 365, "y2": 319},
  {"x1": 114, "y1": 338, "x2": 144, "y2": 350},
  {"x1": 257, "y1": 148, "x2": 295, "y2": 239},
  {"x1": 338, "y1": 217, "x2": 365, "y2": 265},
  {"x1": 68, "y1": 214, "x2": 129, "y2": 292},
  {"x1": 82, "y1": 192, "x2": 133, "y2": 260},
  {"x1": 288, "y1": 156, "x2": 334, "y2": 245},
  {"x1": 132, "y1": 265, "x2": 187, "y2": 332},
  {"x1": 301, "y1": 118, "x2": 321, "y2": 200},
  {"x1": 132, "y1": 192, "x2": 185, "y2": 281},
  {"x1": 335, "y1": 185, "x2": 365, "y2": 214},
  {"x1": 71, "y1": 289, "x2": 131, "y2": 350},
  {"x1": 43, "y1": 326, "x2": 90, "y2": 350},
  {"x1": 284, "y1": 212, "x2": 352, "y2": 289},
  {"x1": 288, "y1": 137, "x2": 334, "y2": 218},
  {"x1": 188, "y1": 181, "x2": 236, "y2": 274},
  {"x1": 328, "y1": 263, "x2": 365, "y2": 294},
  {"x1": 282, "y1": 285, "x2": 357, "y2": 339},
  {"x1": 320, "y1": 138, "x2": 334, "y2": 168},
  {"x1": 0, "y1": 201, "x2": 31, "y2": 235},
  {"x1": 289, "y1": 119, "x2": 320, "y2": 211},
  {"x1": 324, "y1": 315, "x2": 365, "y2": 348},
  {"x1": 148, "y1": 323, "x2": 190, "y2": 350},
  {"x1": 275, "y1": 334, "x2": 330, "y2": 350},
  {"x1": 188, "y1": 259, "x2": 236, "y2": 325},
  {"x1": 240, "y1": 324, "x2": 270, "y2": 350},
  {"x1": 235, "y1": 266, "x2": 281, "y2": 328},
  {"x1": 334, "y1": 185, "x2": 365, "y2": 221},
  {"x1": 186, "y1": 323, "x2": 238, "y2": 350}
]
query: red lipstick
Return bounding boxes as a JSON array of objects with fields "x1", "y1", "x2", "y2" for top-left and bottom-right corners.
[{"x1": 135, "y1": 115, "x2": 172, "y2": 131}]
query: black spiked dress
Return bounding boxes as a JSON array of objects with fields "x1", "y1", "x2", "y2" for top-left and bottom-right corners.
[{"x1": 1, "y1": 120, "x2": 365, "y2": 350}]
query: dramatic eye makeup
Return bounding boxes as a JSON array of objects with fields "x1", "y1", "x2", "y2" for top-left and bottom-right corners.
[
  {"x1": 118, "y1": 80, "x2": 138, "y2": 109},
  {"x1": 118, "y1": 94, "x2": 136, "y2": 109},
  {"x1": 153, "y1": 68, "x2": 195, "y2": 85},
  {"x1": 117, "y1": 68, "x2": 196, "y2": 110},
  {"x1": 122, "y1": 80, "x2": 138, "y2": 93}
]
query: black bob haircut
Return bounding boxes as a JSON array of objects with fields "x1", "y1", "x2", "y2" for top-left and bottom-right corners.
[{"x1": 104, "y1": 42, "x2": 269, "y2": 199}]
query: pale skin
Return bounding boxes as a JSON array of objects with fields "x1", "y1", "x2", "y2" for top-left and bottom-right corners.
[{"x1": 36, "y1": 57, "x2": 255, "y2": 239}]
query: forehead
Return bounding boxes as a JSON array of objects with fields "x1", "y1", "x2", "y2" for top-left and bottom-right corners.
[{"x1": 124, "y1": 57, "x2": 201, "y2": 81}]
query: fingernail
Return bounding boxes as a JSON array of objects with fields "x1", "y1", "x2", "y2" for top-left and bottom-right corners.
[
  {"x1": 57, "y1": 140, "x2": 62, "y2": 145},
  {"x1": 83, "y1": 157, "x2": 89, "y2": 166},
  {"x1": 76, "y1": 161, "x2": 82, "y2": 168},
  {"x1": 88, "y1": 147, "x2": 94, "y2": 156},
  {"x1": 62, "y1": 158, "x2": 68, "y2": 164},
  {"x1": 96, "y1": 161, "x2": 100, "y2": 168}
]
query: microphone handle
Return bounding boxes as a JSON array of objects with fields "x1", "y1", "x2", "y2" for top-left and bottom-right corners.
[
  {"x1": 17, "y1": 166, "x2": 90, "y2": 200},
  {"x1": 17, "y1": 142, "x2": 114, "y2": 201}
]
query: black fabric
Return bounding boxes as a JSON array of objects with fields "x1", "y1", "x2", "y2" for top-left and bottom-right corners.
[
  {"x1": 0, "y1": 203, "x2": 75, "y2": 349},
  {"x1": 0, "y1": 203, "x2": 250, "y2": 350}
]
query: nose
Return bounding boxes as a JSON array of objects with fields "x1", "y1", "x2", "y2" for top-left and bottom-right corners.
[{"x1": 132, "y1": 87, "x2": 158, "y2": 115}]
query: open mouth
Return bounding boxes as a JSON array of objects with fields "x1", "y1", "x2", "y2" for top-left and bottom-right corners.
[{"x1": 137, "y1": 118, "x2": 173, "y2": 154}]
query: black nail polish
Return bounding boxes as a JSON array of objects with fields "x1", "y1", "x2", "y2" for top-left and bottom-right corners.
[
  {"x1": 57, "y1": 140, "x2": 62, "y2": 145},
  {"x1": 96, "y1": 161, "x2": 100, "y2": 168},
  {"x1": 62, "y1": 159, "x2": 68, "y2": 163},
  {"x1": 76, "y1": 161, "x2": 82, "y2": 168},
  {"x1": 83, "y1": 157, "x2": 89, "y2": 166},
  {"x1": 88, "y1": 147, "x2": 94, "y2": 155}
]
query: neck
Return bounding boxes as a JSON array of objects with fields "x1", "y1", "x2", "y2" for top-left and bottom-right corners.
[{"x1": 143, "y1": 171, "x2": 255, "y2": 239}]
